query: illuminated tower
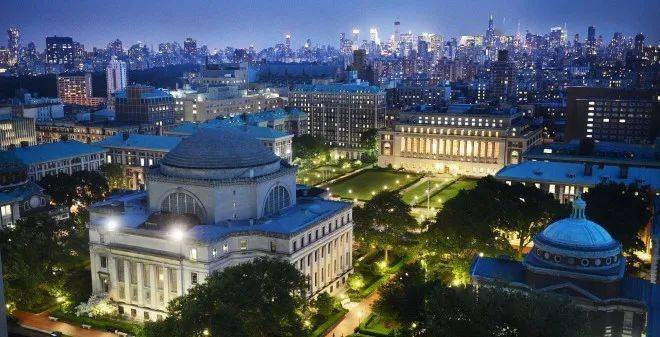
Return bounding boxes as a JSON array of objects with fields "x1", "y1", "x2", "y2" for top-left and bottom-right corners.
[
  {"x1": 7, "y1": 28, "x2": 19, "y2": 67},
  {"x1": 486, "y1": 14, "x2": 495, "y2": 48},
  {"x1": 394, "y1": 20, "x2": 400, "y2": 46},
  {"x1": 285, "y1": 33, "x2": 292, "y2": 50},
  {"x1": 369, "y1": 28, "x2": 380, "y2": 44}
]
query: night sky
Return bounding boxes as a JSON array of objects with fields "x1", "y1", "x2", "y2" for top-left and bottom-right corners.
[{"x1": 3, "y1": 0, "x2": 659, "y2": 50}]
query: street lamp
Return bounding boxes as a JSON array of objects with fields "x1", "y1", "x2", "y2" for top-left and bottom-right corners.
[
  {"x1": 170, "y1": 228, "x2": 186, "y2": 297},
  {"x1": 106, "y1": 218, "x2": 118, "y2": 232}
]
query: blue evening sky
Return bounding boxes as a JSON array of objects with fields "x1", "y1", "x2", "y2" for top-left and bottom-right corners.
[{"x1": 2, "y1": 0, "x2": 658, "y2": 49}]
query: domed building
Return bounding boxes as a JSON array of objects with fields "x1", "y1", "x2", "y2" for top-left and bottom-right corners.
[
  {"x1": 471, "y1": 196, "x2": 660, "y2": 337},
  {"x1": 88, "y1": 128, "x2": 354, "y2": 321}
]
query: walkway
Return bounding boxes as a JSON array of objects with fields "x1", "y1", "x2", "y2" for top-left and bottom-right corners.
[
  {"x1": 325, "y1": 291, "x2": 380, "y2": 337},
  {"x1": 14, "y1": 311, "x2": 118, "y2": 337}
]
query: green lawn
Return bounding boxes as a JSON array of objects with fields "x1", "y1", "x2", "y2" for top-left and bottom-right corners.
[
  {"x1": 426, "y1": 178, "x2": 478, "y2": 208},
  {"x1": 327, "y1": 169, "x2": 421, "y2": 201},
  {"x1": 359, "y1": 313, "x2": 397, "y2": 336},
  {"x1": 297, "y1": 162, "x2": 360, "y2": 186},
  {"x1": 400, "y1": 178, "x2": 454, "y2": 206}
]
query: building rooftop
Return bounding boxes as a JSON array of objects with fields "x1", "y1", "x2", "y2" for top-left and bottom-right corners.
[
  {"x1": 91, "y1": 191, "x2": 351, "y2": 242},
  {"x1": 0, "y1": 180, "x2": 43, "y2": 204},
  {"x1": 293, "y1": 83, "x2": 383, "y2": 94},
  {"x1": 170, "y1": 120, "x2": 291, "y2": 140},
  {"x1": 161, "y1": 128, "x2": 279, "y2": 170},
  {"x1": 404, "y1": 104, "x2": 520, "y2": 117},
  {"x1": 524, "y1": 140, "x2": 660, "y2": 167},
  {"x1": 495, "y1": 160, "x2": 660, "y2": 191},
  {"x1": 97, "y1": 134, "x2": 181, "y2": 152},
  {"x1": 10, "y1": 141, "x2": 106, "y2": 165}
]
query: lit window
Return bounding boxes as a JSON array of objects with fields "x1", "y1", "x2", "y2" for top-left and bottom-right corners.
[{"x1": 240, "y1": 240, "x2": 248, "y2": 250}]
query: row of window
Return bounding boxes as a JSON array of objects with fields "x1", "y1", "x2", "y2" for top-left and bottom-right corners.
[{"x1": 291, "y1": 212, "x2": 351, "y2": 253}]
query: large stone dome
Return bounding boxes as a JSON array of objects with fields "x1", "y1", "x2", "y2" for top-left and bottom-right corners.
[
  {"x1": 161, "y1": 127, "x2": 279, "y2": 170},
  {"x1": 158, "y1": 127, "x2": 281, "y2": 180},
  {"x1": 523, "y1": 195, "x2": 624, "y2": 280}
]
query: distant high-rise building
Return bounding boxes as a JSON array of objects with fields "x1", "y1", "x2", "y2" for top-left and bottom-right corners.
[
  {"x1": 369, "y1": 28, "x2": 380, "y2": 44},
  {"x1": 108, "y1": 39, "x2": 123, "y2": 56},
  {"x1": 46, "y1": 36, "x2": 74, "y2": 72},
  {"x1": 586, "y1": 26, "x2": 597, "y2": 56},
  {"x1": 57, "y1": 73, "x2": 91, "y2": 105},
  {"x1": 394, "y1": 20, "x2": 401, "y2": 46},
  {"x1": 6, "y1": 28, "x2": 20, "y2": 67},
  {"x1": 106, "y1": 57, "x2": 128, "y2": 102},
  {"x1": 485, "y1": 14, "x2": 495, "y2": 49},
  {"x1": 115, "y1": 85, "x2": 175, "y2": 126},
  {"x1": 491, "y1": 50, "x2": 517, "y2": 102},
  {"x1": 57, "y1": 73, "x2": 104, "y2": 107},
  {"x1": 184, "y1": 37, "x2": 197, "y2": 55},
  {"x1": 565, "y1": 87, "x2": 659, "y2": 144},
  {"x1": 634, "y1": 33, "x2": 645, "y2": 55},
  {"x1": 284, "y1": 34, "x2": 291, "y2": 50}
]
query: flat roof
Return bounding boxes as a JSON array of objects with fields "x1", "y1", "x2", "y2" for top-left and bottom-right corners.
[
  {"x1": 495, "y1": 160, "x2": 660, "y2": 190},
  {"x1": 97, "y1": 134, "x2": 181, "y2": 152},
  {"x1": 293, "y1": 83, "x2": 383, "y2": 94},
  {"x1": 11, "y1": 141, "x2": 106, "y2": 165}
]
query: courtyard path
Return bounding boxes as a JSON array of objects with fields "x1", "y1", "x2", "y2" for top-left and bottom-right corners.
[
  {"x1": 325, "y1": 291, "x2": 380, "y2": 337},
  {"x1": 14, "y1": 310, "x2": 118, "y2": 337}
]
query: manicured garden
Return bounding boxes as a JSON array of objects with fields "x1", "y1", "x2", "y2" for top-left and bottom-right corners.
[
  {"x1": 327, "y1": 169, "x2": 422, "y2": 201},
  {"x1": 424, "y1": 178, "x2": 478, "y2": 209},
  {"x1": 357, "y1": 313, "x2": 397, "y2": 336},
  {"x1": 297, "y1": 161, "x2": 364, "y2": 186},
  {"x1": 400, "y1": 177, "x2": 453, "y2": 206},
  {"x1": 346, "y1": 250, "x2": 406, "y2": 301}
]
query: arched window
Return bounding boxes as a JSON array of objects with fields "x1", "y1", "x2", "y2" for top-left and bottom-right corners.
[
  {"x1": 161, "y1": 191, "x2": 205, "y2": 221},
  {"x1": 264, "y1": 185, "x2": 291, "y2": 216}
]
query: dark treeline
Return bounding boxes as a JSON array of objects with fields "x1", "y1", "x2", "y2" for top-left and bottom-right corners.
[{"x1": 0, "y1": 63, "x2": 198, "y2": 99}]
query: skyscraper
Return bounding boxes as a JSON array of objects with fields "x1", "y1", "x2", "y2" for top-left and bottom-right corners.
[
  {"x1": 6, "y1": 28, "x2": 19, "y2": 67},
  {"x1": 485, "y1": 14, "x2": 495, "y2": 48},
  {"x1": 394, "y1": 20, "x2": 401, "y2": 47},
  {"x1": 46, "y1": 36, "x2": 74, "y2": 72},
  {"x1": 586, "y1": 26, "x2": 596, "y2": 56},
  {"x1": 106, "y1": 57, "x2": 128, "y2": 103},
  {"x1": 491, "y1": 50, "x2": 517, "y2": 102},
  {"x1": 184, "y1": 38, "x2": 197, "y2": 55}
]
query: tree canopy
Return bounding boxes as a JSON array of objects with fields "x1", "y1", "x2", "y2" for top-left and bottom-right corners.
[
  {"x1": 583, "y1": 182, "x2": 652, "y2": 253},
  {"x1": 359, "y1": 128, "x2": 380, "y2": 163},
  {"x1": 353, "y1": 191, "x2": 421, "y2": 261},
  {"x1": 423, "y1": 176, "x2": 566, "y2": 282},
  {"x1": 292, "y1": 134, "x2": 330, "y2": 160},
  {"x1": 141, "y1": 257, "x2": 310, "y2": 337},
  {"x1": 374, "y1": 262, "x2": 590, "y2": 337},
  {"x1": 100, "y1": 163, "x2": 127, "y2": 191},
  {"x1": 38, "y1": 170, "x2": 109, "y2": 207},
  {"x1": 0, "y1": 213, "x2": 91, "y2": 311}
]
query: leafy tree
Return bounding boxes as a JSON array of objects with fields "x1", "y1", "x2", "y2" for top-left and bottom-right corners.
[
  {"x1": 373, "y1": 262, "x2": 427, "y2": 325},
  {"x1": 359, "y1": 128, "x2": 379, "y2": 163},
  {"x1": 423, "y1": 176, "x2": 566, "y2": 282},
  {"x1": 583, "y1": 182, "x2": 652, "y2": 253},
  {"x1": 375, "y1": 274, "x2": 590, "y2": 337},
  {"x1": 0, "y1": 214, "x2": 90, "y2": 311},
  {"x1": 312, "y1": 292, "x2": 339, "y2": 322},
  {"x1": 39, "y1": 170, "x2": 109, "y2": 207},
  {"x1": 100, "y1": 163, "x2": 126, "y2": 191},
  {"x1": 292, "y1": 134, "x2": 330, "y2": 161},
  {"x1": 141, "y1": 257, "x2": 310, "y2": 337},
  {"x1": 353, "y1": 191, "x2": 420, "y2": 262}
]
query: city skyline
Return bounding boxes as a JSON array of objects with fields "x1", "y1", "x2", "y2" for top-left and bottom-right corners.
[{"x1": 3, "y1": 0, "x2": 659, "y2": 50}]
